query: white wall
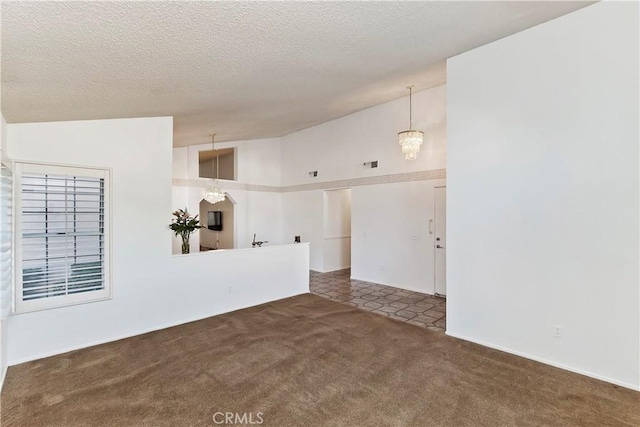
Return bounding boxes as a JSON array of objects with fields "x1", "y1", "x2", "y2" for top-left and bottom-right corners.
[
  {"x1": 351, "y1": 179, "x2": 445, "y2": 293},
  {"x1": 235, "y1": 138, "x2": 282, "y2": 186},
  {"x1": 281, "y1": 85, "x2": 446, "y2": 187},
  {"x1": 322, "y1": 189, "x2": 351, "y2": 272},
  {"x1": 282, "y1": 190, "x2": 324, "y2": 270},
  {"x1": 178, "y1": 137, "x2": 282, "y2": 187},
  {"x1": 172, "y1": 137, "x2": 284, "y2": 254},
  {"x1": 240, "y1": 190, "x2": 283, "y2": 247},
  {"x1": 173, "y1": 186, "x2": 283, "y2": 253},
  {"x1": 447, "y1": 2, "x2": 639, "y2": 389},
  {"x1": 280, "y1": 84, "x2": 446, "y2": 288},
  {"x1": 0, "y1": 114, "x2": 7, "y2": 388},
  {"x1": 5, "y1": 117, "x2": 308, "y2": 364}
]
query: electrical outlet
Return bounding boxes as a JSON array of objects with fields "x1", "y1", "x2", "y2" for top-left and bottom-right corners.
[
  {"x1": 227, "y1": 285, "x2": 232, "y2": 294},
  {"x1": 554, "y1": 325, "x2": 562, "y2": 339}
]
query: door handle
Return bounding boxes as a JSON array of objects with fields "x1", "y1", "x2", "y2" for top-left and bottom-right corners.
[{"x1": 436, "y1": 244, "x2": 444, "y2": 249}]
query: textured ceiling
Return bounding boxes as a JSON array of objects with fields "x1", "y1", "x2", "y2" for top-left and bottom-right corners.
[{"x1": 1, "y1": 1, "x2": 592, "y2": 147}]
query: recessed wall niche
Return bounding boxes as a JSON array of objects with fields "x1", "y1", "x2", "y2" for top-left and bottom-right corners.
[
  {"x1": 199, "y1": 148, "x2": 236, "y2": 181},
  {"x1": 199, "y1": 197, "x2": 235, "y2": 251}
]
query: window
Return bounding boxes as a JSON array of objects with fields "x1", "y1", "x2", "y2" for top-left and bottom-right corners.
[
  {"x1": 0, "y1": 159, "x2": 13, "y2": 318},
  {"x1": 15, "y1": 163, "x2": 110, "y2": 312}
]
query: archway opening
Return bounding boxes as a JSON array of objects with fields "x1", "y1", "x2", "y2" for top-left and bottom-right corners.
[{"x1": 199, "y1": 196, "x2": 235, "y2": 250}]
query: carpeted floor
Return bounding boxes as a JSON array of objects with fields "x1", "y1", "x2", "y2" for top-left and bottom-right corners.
[{"x1": 2, "y1": 294, "x2": 638, "y2": 426}]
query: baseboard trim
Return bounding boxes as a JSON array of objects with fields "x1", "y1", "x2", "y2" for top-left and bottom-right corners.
[
  {"x1": 445, "y1": 331, "x2": 640, "y2": 392},
  {"x1": 349, "y1": 275, "x2": 435, "y2": 296},
  {"x1": 8, "y1": 291, "x2": 310, "y2": 366},
  {"x1": 0, "y1": 364, "x2": 7, "y2": 392},
  {"x1": 316, "y1": 266, "x2": 351, "y2": 273}
]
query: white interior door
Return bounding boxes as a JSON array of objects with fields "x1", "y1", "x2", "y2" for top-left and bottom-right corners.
[{"x1": 434, "y1": 187, "x2": 447, "y2": 296}]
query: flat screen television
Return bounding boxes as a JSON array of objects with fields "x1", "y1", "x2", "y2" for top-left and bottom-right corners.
[{"x1": 208, "y1": 211, "x2": 222, "y2": 231}]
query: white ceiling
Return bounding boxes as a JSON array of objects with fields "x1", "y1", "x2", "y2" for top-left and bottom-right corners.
[{"x1": 1, "y1": 1, "x2": 592, "y2": 147}]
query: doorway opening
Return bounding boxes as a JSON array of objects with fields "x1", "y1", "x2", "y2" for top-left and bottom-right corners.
[
  {"x1": 322, "y1": 188, "x2": 351, "y2": 272},
  {"x1": 199, "y1": 195, "x2": 235, "y2": 251}
]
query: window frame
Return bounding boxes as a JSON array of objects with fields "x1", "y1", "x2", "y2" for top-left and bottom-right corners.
[
  {"x1": 0, "y1": 155, "x2": 14, "y2": 318},
  {"x1": 14, "y1": 162, "x2": 112, "y2": 313}
]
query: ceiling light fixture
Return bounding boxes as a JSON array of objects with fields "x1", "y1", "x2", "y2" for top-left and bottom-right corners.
[
  {"x1": 202, "y1": 133, "x2": 226, "y2": 205},
  {"x1": 398, "y1": 85, "x2": 423, "y2": 160}
]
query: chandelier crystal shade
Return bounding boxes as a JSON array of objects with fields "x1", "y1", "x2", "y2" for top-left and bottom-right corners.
[
  {"x1": 398, "y1": 130, "x2": 424, "y2": 161},
  {"x1": 202, "y1": 133, "x2": 226, "y2": 205},
  {"x1": 202, "y1": 185, "x2": 226, "y2": 205},
  {"x1": 398, "y1": 86, "x2": 423, "y2": 160}
]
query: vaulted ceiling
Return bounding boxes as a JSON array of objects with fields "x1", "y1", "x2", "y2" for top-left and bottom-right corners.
[{"x1": 1, "y1": 1, "x2": 592, "y2": 146}]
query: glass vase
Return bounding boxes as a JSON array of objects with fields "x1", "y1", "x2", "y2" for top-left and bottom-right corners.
[{"x1": 181, "y1": 235, "x2": 190, "y2": 254}]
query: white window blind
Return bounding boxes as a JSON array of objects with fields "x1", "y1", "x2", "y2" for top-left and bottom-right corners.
[
  {"x1": 15, "y1": 163, "x2": 110, "y2": 312},
  {"x1": 0, "y1": 160, "x2": 12, "y2": 319}
]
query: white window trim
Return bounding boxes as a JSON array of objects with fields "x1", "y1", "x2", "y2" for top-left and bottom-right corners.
[
  {"x1": 14, "y1": 162, "x2": 112, "y2": 313},
  {"x1": 0, "y1": 155, "x2": 14, "y2": 319}
]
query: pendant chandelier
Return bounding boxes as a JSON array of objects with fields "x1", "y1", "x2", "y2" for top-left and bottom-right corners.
[
  {"x1": 398, "y1": 85, "x2": 423, "y2": 160},
  {"x1": 202, "y1": 133, "x2": 226, "y2": 205}
]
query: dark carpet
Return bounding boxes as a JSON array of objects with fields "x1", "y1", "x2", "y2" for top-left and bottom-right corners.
[{"x1": 1, "y1": 294, "x2": 638, "y2": 426}]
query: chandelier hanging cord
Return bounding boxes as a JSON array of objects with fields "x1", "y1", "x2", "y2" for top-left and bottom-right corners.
[
  {"x1": 408, "y1": 85, "x2": 413, "y2": 130},
  {"x1": 397, "y1": 84, "x2": 423, "y2": 161},
  {"x1": 212, "y1": 133, "x2": 219, "y2": 180},
  {"x1": 202, "y1": 132, "x2": 226, "y2": 205}
]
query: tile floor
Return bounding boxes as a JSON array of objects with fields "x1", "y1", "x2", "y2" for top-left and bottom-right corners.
[{"x1": 310, "y1": 268, "x2": 446, "y2": 331}]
